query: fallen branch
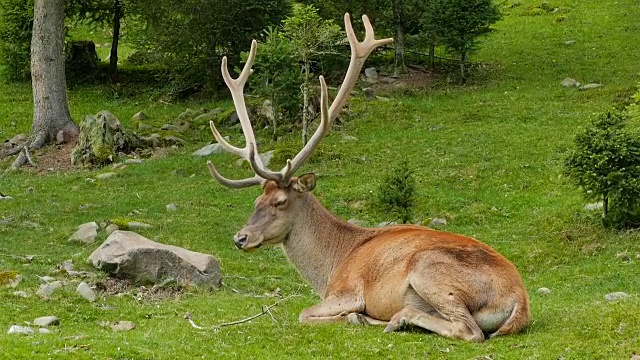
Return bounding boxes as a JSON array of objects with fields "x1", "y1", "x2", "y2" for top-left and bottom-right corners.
[{"x1": 184, "y1": 295, "x2": 297, "y2": 331}]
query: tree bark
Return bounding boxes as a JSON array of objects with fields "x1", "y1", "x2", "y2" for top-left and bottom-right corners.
[
  {"x1": 393, "y1": 0, "x2": 407, "y2": 76},
  {"x1": 110, "y1": 0, "x2": 123, "y2": 74},
  {"x1": 12, "y1": 0, "x2": 79, "y2": 169}
]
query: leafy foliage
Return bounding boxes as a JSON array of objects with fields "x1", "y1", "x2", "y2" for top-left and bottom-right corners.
[
  {"x1": 565, "y1": 111, "x2": 640, "y2": 228},
  {"x1": 376, "y1": 160, "x2": 416, "y2": 224},
  {"x1": 129, "y1": 0, "x2": 291, "y2": 95},
  {"x1": 0, "y1": 0, "x2": 33, "y2": 81}
]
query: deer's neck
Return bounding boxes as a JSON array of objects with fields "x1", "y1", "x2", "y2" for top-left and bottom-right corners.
[{"x1": 281, "y1": 193, "x2": 381, "y2": 298}]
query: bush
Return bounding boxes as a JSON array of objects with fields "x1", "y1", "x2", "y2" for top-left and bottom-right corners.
[
  {"x1": 565, "y1": 111, "x2": 640, "y2": 228},
  {"x1": 376, "y1": 160, "x2": 416, "y2": 224},
  {"x1": 0, "y1": 0, "x2": 33, "y2": 81}
]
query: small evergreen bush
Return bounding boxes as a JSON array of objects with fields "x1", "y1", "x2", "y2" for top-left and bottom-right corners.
[
  {"x1": 376, "y1": 160, "x2": 416, "y2": 224},
  {"x1": 565, "y1": 111, "x2": 640, "y2": 228}
]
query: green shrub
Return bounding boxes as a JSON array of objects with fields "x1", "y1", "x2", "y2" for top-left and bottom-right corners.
[
  {"x1": 0, "y1": 0, "x2": 33, "y2": 81},
  {"x1": 376, "y1": 160, "x2": 416, "y2": 224},
  {"x1": 565, "y1": 111, "x2": 640, "y2": 228}
]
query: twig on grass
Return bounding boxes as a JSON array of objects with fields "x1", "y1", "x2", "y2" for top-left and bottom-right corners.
[{"x1": 184, "y1": 295, "x2": 297, "y2": 331}]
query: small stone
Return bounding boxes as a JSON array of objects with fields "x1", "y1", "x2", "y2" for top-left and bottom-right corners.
[
  {"x1": 375, "y1": 96, "x2": 390, "y2": 102},
  {"x1": 161, "y1": 124, "x2": 183, "y2": 132},
  {"x1": 132, "y1": 111, "x2": 147, "y2": 122},
  {"x1": 0, "y1": 216, "x2": 13, "y2": 225},
  {"x1": 579, "y1": 83, "x2": 603, "y2": 91},
  {"x1": 26, "y1": 187, "x2": 35, "y2": 194},
  {"x1": 38, "y1": 276, "x2": 56, "y2": 283},
  {"x1": 348, "y1": 218, "x2": 365, "y2": 226},
  {"x1": 564, "y1": 40, "x2": 576, "y2": 45},
  {"x1": 193, "y1": 143, "x2": 223, "y2": 157},
  {"x1": 112, "y1": 163, "x2": 127, "y2": 170},
  {"x1": 163, "y1": 135, "x2": 185, "y2": 145},
  {"x1": 561, "y1": 78, "x2": 579, "y2": 87},
  {"x1": 105, "y1": 224, "x2": 119, "y2": 236},
  {"x1": 364, "y1": 67, "x2": 378, "y2": 80},
  {"x1": 428, "y1": 218, "x2": 448, "y2": 228},
  {"x1": 166, "y1": 203, "x2": 179, "y2": 212},
  {"x1": 77, "y1": 282, "x2": 97, "y2": 302},
  {"x1": 9, "y1": 274, "x2": 23, "y2": 288},
  {"x1": 38, "y1": 328, "x2": 52, "y2": 334},
  {"x1": 605, "y1": 292, "x2": 629, "y2": 301},
  {"x1": 537, "y1": 287, "x2": 552, "y2": 295},
  {"x1": 125, "y1": 158, "x2": 143, "y2": 165},
  {"x1": 342, "y1": 135, "x2": 358, "y2": 141},
  {"x1": 96, "y1": 172, "x2": 118, "y2": 180},
  {"x1": 13, "y1": 291, "x2": 28, "y2": 298},
  {"x1": 377, "y1": 221, "x2": 397, "y2": 227},
  {"x1": 111, "y1": 321, "x2": 136, "y2": 332},
  {"x1": 68, "y1": 222, "x2": 99, "y2": 244},
  {"x1": 8, "y1": 325, "x2": 34, "y2": 335},
  {"x1": 362, "y1": 87, "x2": 375, "y2": 100},
  {"x1": 33, "y1": 316, "x2": 59, "y2": 327},
  {"x1": 127, "y1": 221, "x2": 152, "y2": 230},
  {"x1": 36, "y1": 281, "x2": 63, "y2": 298},
  {"x1": 584, "y1": 202, "x2": 603, "y2": 211}
]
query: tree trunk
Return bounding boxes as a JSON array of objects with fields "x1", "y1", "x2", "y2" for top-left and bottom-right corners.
[
  {"x1": 428, "y1": 40, "x2": 436, "y2": 69},
  {"x1": 460, "y1": 50, "x2": 467, "y2": 83},
  {"x1": 110, "y1": 0, "x2": 123, "y2": 74},
  {"x1": 14, "y1": 0, "x2": 79, "y2": 169},
  {"x1": 393, "y1": 0, "x2": 407, "y2": 76},
  {"x1": 301, "y1": 57, "x2": 310, "y2": 146},
  {"x1": 603, "y1": 195, "x2": 609, "y2": 219}
]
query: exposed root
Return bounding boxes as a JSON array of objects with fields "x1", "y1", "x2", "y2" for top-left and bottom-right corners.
[{"x1": 184, "y1": 295, "x2": 297, "y2": 331}]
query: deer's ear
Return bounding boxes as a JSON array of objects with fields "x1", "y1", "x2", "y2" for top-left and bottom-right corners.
[{"x1": 294, "y1": 173, "x2": 316, "y2": 193}]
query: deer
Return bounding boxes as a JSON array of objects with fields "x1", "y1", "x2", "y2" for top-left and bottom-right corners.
[{"x1": 206, "y1": 14, "x2": 530, "y2": 342}]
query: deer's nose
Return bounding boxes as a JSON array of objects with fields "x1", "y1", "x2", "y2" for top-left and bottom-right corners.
[{"x1": 234, "y1": 234, "x2": 248, "y2": 249}]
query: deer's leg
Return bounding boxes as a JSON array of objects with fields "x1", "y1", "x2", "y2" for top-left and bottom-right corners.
[
  {"x1": 383, "y1": 305, "x2": 484, "y2": 342},
  {"x1": 346, "y1": 313, "x2": 389, "y2": 326},
  {"x1": 299, "y1": 294, "x2": 365, "y2": 324}
]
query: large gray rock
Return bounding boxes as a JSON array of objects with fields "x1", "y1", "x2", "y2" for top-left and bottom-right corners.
[{"x1": 89, "y1": 231, "x2": 221, "y2": 287}]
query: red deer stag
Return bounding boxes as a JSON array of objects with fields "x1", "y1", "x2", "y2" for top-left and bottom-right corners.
[{"x1": 207, "y1": 14, "x2": 530, "y2": 342}]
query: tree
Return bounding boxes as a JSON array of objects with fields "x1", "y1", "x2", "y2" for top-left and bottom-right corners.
[
  {"x1": 428, "y1": 0, "x2": 501, "y2": 81},
  {"x1": 282, "y1": 4, "x2": 342, "y2": 145},
  {"x1": 565, "y1": 111, "x2": 640, "y2": 227},
  {"x1": 8, "y1": 0, "x2": 79, "y2": 169},
  {"x1": 0, "y1": 0, "x2": 33, "y2": 81}
]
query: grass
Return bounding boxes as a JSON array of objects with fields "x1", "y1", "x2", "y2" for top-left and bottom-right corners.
[{"x1": 2, "y1": 0, "x2": 640, "y2": 358}]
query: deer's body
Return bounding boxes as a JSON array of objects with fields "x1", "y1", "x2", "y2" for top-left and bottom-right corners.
[{"x1": 206, "y1": 13, "x2": 530, "y2": 342}]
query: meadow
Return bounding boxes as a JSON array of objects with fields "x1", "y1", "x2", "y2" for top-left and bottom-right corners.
[{"x1": 1, "y1": 0, "x2": 640, "y2": 358}]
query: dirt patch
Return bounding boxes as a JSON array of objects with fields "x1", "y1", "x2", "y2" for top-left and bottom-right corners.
[
  {"x1": 95, "y1": 277, "x2": 186, "y2": 302},
  {"x1": 27, "y1": 140, "x2": 82, "y2": 174},
  {"x1": 372, "y1": 68, "x2": 438, "y2": 93}
]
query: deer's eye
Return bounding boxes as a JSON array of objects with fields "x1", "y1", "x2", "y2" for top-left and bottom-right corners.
[{"x1": 274, "y1": 199, "x2": 287, "y2": 208}]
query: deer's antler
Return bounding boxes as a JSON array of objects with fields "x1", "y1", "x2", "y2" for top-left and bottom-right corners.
[{"x1": 208, "y1": 14, "x2": 393, "y2": 188}]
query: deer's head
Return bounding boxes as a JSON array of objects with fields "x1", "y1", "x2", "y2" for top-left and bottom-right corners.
[{"x1": 207, "y1": 14, "x2": 392, "y2": 252}]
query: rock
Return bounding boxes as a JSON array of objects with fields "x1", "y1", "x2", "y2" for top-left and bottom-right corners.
[
  {"x1": 132, "y1": 111, "x2": 146, "y2": 122},
  {"x1": 60, "y1": 259, "x2": 90, "y2": 277},
  {"x1": 260, "y1": 150, "x2": 274, "y2": 167},
  {"x1": 163, "y1": 135, "x2": 185, "y2": 145},
  {"x1": 537, "y1": 287, "x2": 552, "y2": 295},
  {"x1": 605, "y1": 292, "x2": 629, "y2": 301},
  {"x1": 362, "y1": 87, "x2": 375, "y2": 100},
  {"x1": 8, "y1": 325, "x2": 34, "y2": 335},
  {"x1": 579, "y1": 83, "x2": 603, "y2": 91},
  {"x1": 138, "y1": 123, "x2": 153, "y2": 131},
  {"x1": 348, "y1": 218, "x2": 365, "y2": 226},
  {"x1": 89, "y1": 230, "x2": 222, "y2": 287},
  {"x1": 77, "y1": 282, "x2": 97, "y2": 302},
  {"x1": 584, "y1": 202, "x2": 603, "y2": 211},
  {"x1": 561, "y1": 78, "x2": 579, "y2": 87},
  {"x1": 125, "y1": 158, "x2": 143, "y2": 165},
  {"x1": 376, "y1": 96, "x2": 390, "y2": 102},
  {"x1": 0, "y1": 216, "x2": 14, "y2": 224},
  {"x1": 56, "y1": 129, "x2": 74, "y2": 145},
  {"x1": 33, "y1": 316, "x2": 59, "y2": 327},
  {"x1": 13, "y1": 291, "x2": 28, "y2": 298},
  {"x1": 8, "y1": 274, "x2": 23, "y2": 288},
  {"x1": 142, "y1": 133, "x2": 161, "y2": 148},
  {"x1": 564, "y1": 40, "x2": 576, "y2": 45},
  {"x1": 161, "y1": 124, "x2": 184, "y2": 133},
  {"x1": 38, "y1": 276, "x2": 56, "y2": 283},
  {"x1": 342, "y1": 135, "x2": 358, "y2": 141},
  {"x1": 380, "y1": 77, "x2": 396, "y2": 84},
  {"x1": 38, "y1": 328, "x2": 52, "y2": 334},
  {"x1": 377, "y1": 221, "x2": 397, "y2": 227},
  {"x1": 105, "y1": 224, "x2": 119, "y2": 236},
  {"x1": 166, "y1": 204, "x2": 179, "y2": 212},
  {"x1": 71, "y1": 111, "x2": 139, "y2": 166},
  {"x1": 364, "y1": 67, "x2": 378, "y2": 81},
  {"x1": 96, "y1": 172, "x2": 118, "y2": 180},
  {"x1": 36, "y1": 281, "x2": 63, "y2": 298},
  {"x1": 0, "y1": 271, "x2": 22, "y2": 287},
  {"x1": 258, "y1": 100, "x2": 275, "y2": 124},
  {"x1": 428, "y1": 218, "x2": 448, "y2": 228},
  {"x1": 68, "y1": 222, "x2": 99, "y2": 244},
  {"x1": 127, "y1": 221, "x2": 152, "y2": 230},
  {"x1": 193, "y1": 143, "x2": 223, "y2": 157},
  {"x1": 112, "y1": 163, "x2": 127, "y2": 170},
  {"x1": 111, "y1": 321, "x2": 136, "y2": 332}
]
